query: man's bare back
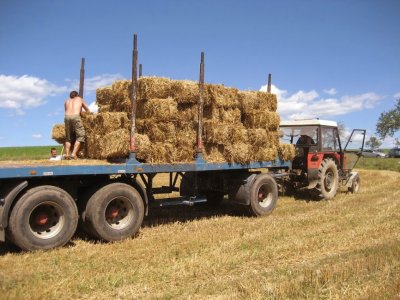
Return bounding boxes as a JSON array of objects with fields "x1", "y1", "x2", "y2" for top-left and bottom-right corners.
[
  {"x1": 65, "y1": 95, "x2": 90, "y2": 115},
  {"x1": 64, "y1": 90, "x2": 91, "y2": 159}
]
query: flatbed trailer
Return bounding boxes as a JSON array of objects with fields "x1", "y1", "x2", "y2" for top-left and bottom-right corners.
[
  {"x1": 0, "y1": 156, "x2": 290, "y2": 250},
  {"x1": 0, "y1": 35, "x2": 291, "y2": 251}
]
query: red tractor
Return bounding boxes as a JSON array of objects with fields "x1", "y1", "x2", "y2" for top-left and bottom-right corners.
[{"x1": 279, "y1": 120, "x2": 366, "y2": 199}]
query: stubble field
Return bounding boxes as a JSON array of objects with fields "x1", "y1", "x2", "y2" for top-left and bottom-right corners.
[{"x1": 0, "y1": 168, "x2": 399, "y2": 299}]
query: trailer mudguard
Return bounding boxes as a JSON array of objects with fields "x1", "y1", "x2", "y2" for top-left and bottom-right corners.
[
  {"x1": 131, "y1": 178, "x2": 149, "y2": 216},
  {"x1": 228, "y1": 173, "x2": 258, "y2": 205},
  {"x1": 0, "y1": 180, "x2": 28, "y2": 241}
]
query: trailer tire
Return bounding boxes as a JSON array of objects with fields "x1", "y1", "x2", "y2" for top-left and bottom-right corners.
[
  {"x1": 7, "y1": 186, "x2": 78, "y2": 251},
  {"x1": 85, "y1": 183, "x2": 144, "y2": 242},
  {"x1": 314, "y1": 158, "x2": 339, "y2": 200},
  {"x1": 79, "y1": 185, "x2": 107, "y2": 239},
  {"x1": 349, "y1": 174, "x2": 360, "y2": 194},
  {"x1": 248, "y1": 174, "x2": 278, "y2": 217}
]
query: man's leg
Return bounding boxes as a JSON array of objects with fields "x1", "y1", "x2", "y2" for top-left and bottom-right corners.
[
  {"x1": 71, "y1": 141, "x2": 80, "y2": 159},
  {"x1": 65, "y1": 141, "x2": 71, "y2": 156}
]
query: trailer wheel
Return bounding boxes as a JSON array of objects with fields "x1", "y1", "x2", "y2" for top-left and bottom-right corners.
[
  {"x1": 248, "y1": 174, "x2": 278, "y2": 216},
  {"x1": 84, "y1": 183, "x2": 144, "y2": 242},
  {"x1": 349, "y1": 174, "x2": 360, "y2": 194},
  {"x1": 7, "y1": 186, "x2": 78, "y2": 251},
  {"x1": 314, "y1": 158, "x2": 339, "y2": 200}
]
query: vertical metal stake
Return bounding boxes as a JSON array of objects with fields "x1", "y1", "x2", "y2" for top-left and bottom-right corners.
[
  {"x1": 197, "y1": 52, "x2": 205, "y2": 153},
  {"x1": 267, "y1": 73, "x2": 272, "y2": 93},
  {"x1": 130, "y1": 34, "x2": 138, "y2": 153},
  {"x1": 79, "y1": 57, "x2": 85, "y2": 97},
  {"x1": 139, "y1": 64, "x2": 143, "y2": 78}
]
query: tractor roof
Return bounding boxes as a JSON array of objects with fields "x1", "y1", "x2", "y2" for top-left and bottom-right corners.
[{"x1": 280, "y1": 119, "x2": 338, "y2": 127}]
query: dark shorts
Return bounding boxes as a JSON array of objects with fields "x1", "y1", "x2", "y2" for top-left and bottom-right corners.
[{"x1": 64, "y1": 115, "x2": 85, "y2": 143}]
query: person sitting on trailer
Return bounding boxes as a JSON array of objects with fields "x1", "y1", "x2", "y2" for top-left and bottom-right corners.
[
  {"x1": 49, "y1": 147, "x2": 62, "y2": 161},
  {"x1": 64, "y1": 91, "x2": 90, "y2": 159}
]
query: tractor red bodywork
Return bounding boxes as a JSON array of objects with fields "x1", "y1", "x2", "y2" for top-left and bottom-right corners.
[{"x1": 280, "y1": 120, "x2": 365, "y2": 191}]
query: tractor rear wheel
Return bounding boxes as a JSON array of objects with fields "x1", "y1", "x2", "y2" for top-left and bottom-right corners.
[{"x1": 314, "y1": 158, "x2": 339, "y2": 200}]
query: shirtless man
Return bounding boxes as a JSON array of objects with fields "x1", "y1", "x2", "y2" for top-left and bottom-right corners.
[{"x1": 64, "y1": 91, "x2": 90, "y2": 159}]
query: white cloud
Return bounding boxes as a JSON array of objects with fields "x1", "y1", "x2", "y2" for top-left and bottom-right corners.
[
  {"x1": 32, "y1": 133, "x2": 42, "y2": 139},
  {"x1": 394, "y1": 92, "x2": 400, "y2": 99},
  {"x1": 67, "y1": 73, "x2": 125, "y2": 94},
  {"x1": 260, "y1": 83, "x2": 383, "y2": 120},
  {"x1": 323, "y1": 88, "x2": 337, "y2": 95},
  {"x1": 0, "y1": 75, "x2": 67, "y2": 113},
  {"x1": 88, "y1": 101, "x2": 99, "y2": 113}
]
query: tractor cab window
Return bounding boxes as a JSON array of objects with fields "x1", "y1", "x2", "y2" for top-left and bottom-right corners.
[
  {"x1": 279, "y1": 126, "x2": 318, "y2": 147},
  {"x1": 321, "y1": 127, "x2": 339, "y2": 151}
]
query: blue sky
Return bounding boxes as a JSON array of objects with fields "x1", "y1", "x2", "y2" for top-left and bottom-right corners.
[{"x1": 0, "y1": 0, "x2": 399, "y2": 147}]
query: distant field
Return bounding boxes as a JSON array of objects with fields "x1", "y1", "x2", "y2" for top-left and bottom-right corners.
[
  {"x1": 0, "y1": 145, "x2": 63, "y2": 161},
  {"x1": 357, "y1": 157, "x2": 400, "y2": 172},
  {"x1": 0, "y1": 169, "x2": 399, "y2": 298}
]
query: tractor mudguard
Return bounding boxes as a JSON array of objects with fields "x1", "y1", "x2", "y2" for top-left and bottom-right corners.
[{"x1": 307, "y1": 168, "x2": 319, "y2": 189}]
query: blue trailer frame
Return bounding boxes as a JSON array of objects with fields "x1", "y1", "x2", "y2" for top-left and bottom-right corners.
[{"x1": 0, "y1": 155, "x2": 290, "y2": 180}]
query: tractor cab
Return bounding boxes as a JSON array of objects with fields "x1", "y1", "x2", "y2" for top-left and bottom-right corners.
[
  {"x1": 280, "y1": 119, "x2": 341, "y2": 173},
  {"x1": 279, "y1": 119, "x2": 366, "y2": 199}
]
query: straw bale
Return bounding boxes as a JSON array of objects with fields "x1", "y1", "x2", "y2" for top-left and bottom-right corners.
[
  {"x1": 170, "y1": 80, "x2": 203, "y2": 104},
  {"x1": 248, "y1": 129, "x2": 280, "y2": 148},
  {"x1": 100, "y1": 129, "x2": 130, "y2": 159},
  {"x1": 203, "y1": 144, "x2": 225, "y2": 163},
  {"x1": 84, "y1": 134, "x2": 102, "y2": 158},
  {"x1": 278, "y1": 143, "x2": 296, "y2": 161},
  {"x1": 98, "y1": 104, "x2": 112, "y2": 113},
  {"x1": 239, "y1": 91, "x2": 277, "y2": 112},
  {"x1": 253, "y1": 147, "x2": 277, "y2": 162},
  {"x1": 247, "y1": 128, "x2": 269, "y2": 147},
  {"x1": 243, "y1": 110, "x2": 280, "y2": 130},
  {"x1": 96, "y1": 87, "x2": 115, "y2": 105},
  {"x1": 207, "y1": 84, "x2": 240, "y2": 108},
  {"x1": 224, "y1": 143, "x2": 251, "y2": 164},
  {"x1": 51, "y1": 124, "x2": 66, "y2": 144},
  {"x1": 203, "y1": 121, "x2": 247, "y2": 145},
  {"x1": 143, "y1": 98, "x2": 178, "y2": 120},
  {"x1": 204, "y1": 106, "x2": 241, "y2": 123},
  {"x1": 82, "y1": 112, "x2": 129, "y2": 133},
  {"x1": 99, "y1": 112, "x2": 130, "y2": 132},
  {"x1": 147, "y1": 121, "x2": 177, "y2": 142},
  {"x1": 138, "y1": 77, "x2": 174, "y2": 100},
  {"x1": 177, "y1": 104, "x2": 198, "y2": 122},
  {"x1": 173, "y1": 135, "x2": 196, "y2": 162},
  {"x1": 111, "y1": 80, "x2": 132, "y2": 100}
]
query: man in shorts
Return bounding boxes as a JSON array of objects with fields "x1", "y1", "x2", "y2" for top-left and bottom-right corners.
[{"x1": 64, "y1": 91, "x2": 90, "y2": 159}]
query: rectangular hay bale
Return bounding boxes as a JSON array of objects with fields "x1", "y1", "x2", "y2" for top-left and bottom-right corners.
[
  {"x1": 239, "y1": 91, "x2": 277, "y2": 112},
  {"x1": 243, "y1": 110, "x2": 280, "y2": 130},
  {"x1": 51, "y1": 124, "x2": 66, "y2": 144}
]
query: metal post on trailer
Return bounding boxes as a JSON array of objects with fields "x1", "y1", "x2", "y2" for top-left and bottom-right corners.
[
  {"x1": 79, "y1": 57, "x2": 85, "y2": 97},
  {"x1": 267, "y1": 73, "x2": 272, "y2": 93},
  {"x1": 129, "y1": 34, "x2": 139, "y2": 160},
  {"x1": 139, "y1": 64, "x2": 143, "y2": 78},
  {"x1": 196, "y1": 52, "x2": 205, "y2": 162}
]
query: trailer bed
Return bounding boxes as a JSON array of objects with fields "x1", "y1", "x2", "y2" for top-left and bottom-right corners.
[{"x1": 0, "y1": 157, "x2": 290, "y2": 179}]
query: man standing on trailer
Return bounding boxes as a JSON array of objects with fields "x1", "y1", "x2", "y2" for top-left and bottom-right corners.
[{"x1": 64, "y1": 91, "x2": 90, "y2": 159}]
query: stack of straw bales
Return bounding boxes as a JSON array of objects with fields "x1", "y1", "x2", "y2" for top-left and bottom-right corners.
[{"x1": 52, "y1": 77, "x2": 295, "y2": 163}]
